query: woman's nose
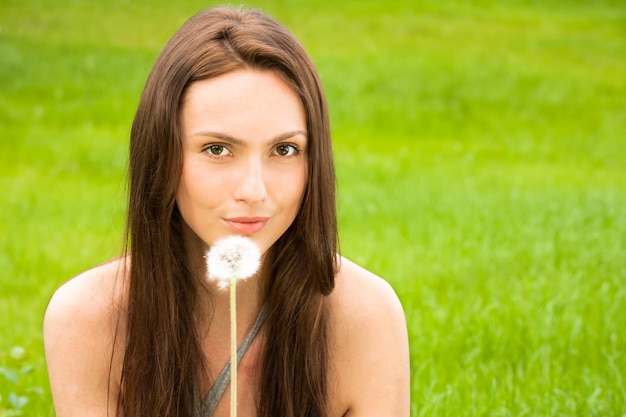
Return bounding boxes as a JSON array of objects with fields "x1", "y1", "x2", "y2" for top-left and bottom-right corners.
[{"x1": 233, "y1": 159, "x2": 268, "y2": 203}]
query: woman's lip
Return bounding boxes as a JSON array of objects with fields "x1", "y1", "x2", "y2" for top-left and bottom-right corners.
[{"x1": 223, "y1": 217, "x2": 269, "y2": 234}]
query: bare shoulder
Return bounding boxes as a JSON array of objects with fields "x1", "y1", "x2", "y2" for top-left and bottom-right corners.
[
  {"x1": 44, "y1": 258, "x2": 127, "y2": 417},
  {"x1": 331, "y1": 257, "x2": 405, "y2": 322},
  {"x1": 328, "y1": 257, "x2": 410, "y2": 417},
  {"x1": 45, "y1": 258, "x2": 127, "y2": 334}
]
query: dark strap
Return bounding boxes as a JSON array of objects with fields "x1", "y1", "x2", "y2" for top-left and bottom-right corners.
[{"x1": 193, "y1": 302, "x2": 269, "y2": 416}]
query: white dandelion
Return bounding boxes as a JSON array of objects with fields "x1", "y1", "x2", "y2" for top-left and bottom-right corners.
[
  {"x1": 206, "y1": 235, "x2": 261, "y2": 289},
  {"x1": 205, "y1": 235, "x2": 261, "y2": 417}
]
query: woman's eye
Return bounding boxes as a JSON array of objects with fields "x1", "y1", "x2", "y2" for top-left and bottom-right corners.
[
  {"x1": 205, "y1": 144, "x2": 231, "y2": 157},
  {"x1": 274, "y1": 144, "x2": 298, "y2": 157}
]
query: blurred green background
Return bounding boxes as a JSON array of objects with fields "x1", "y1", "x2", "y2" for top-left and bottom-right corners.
[{"x1": 1, "y1": 0, "x2": 625, "y2": 415}]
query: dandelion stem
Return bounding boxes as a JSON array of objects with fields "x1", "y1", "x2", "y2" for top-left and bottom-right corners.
[{"x1": 230, "y1": 277, "x2": 237, "y2": 417}]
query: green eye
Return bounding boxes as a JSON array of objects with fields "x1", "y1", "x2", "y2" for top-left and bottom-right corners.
[
  {"x1": 275, "y1": 144, "x2": 297, "y2": 156},
  {"x1": 206, "y1": 145, "x2": 229, "y2": 156}
]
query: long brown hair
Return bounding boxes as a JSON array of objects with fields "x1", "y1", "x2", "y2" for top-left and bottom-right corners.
[{"x1": 122, "y1": 6, "x2": 337, "y2": 417}]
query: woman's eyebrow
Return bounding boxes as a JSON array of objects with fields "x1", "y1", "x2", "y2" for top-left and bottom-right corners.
[
  {"x1": 189, "y1": 131, "x2": 245, "y2": 146},
  {"x1": 189, "y1": 130, "x2": 307, "y2": 146},
  {"x1": 267, "y1": 130, "x2": 308, "y2": 145}
]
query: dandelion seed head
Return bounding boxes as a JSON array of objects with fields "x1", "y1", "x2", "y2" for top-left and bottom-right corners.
[{"x1": 206, "y1": 235, "x2": 261, "y2": 289}]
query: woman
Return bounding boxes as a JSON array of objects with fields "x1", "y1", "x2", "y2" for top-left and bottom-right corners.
[{"x1": 44, "y1": 6, "x2": 409, "y2": 417}]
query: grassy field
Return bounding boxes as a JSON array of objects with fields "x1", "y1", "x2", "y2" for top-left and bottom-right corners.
[{"x1": 1, "y1": 0, "x2": 625, "y2": 415}]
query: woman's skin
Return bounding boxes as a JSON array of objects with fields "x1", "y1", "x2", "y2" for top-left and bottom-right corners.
[{"x1": 44, "y1": 69, "x2": 410, "y2": 417}]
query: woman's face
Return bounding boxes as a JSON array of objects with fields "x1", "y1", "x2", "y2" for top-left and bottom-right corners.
[{"x1": 176, "y1": 69, "x2": 308, "y2": 256}]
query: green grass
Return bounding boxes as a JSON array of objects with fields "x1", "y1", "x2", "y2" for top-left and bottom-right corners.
[{"x1": 1, "y1": 0, "x2": 625, "y2": 415}]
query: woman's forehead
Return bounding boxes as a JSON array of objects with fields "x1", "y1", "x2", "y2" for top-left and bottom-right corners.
[{"x1": 180, "y1": 69, "x2": 307, "y2": 142}]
